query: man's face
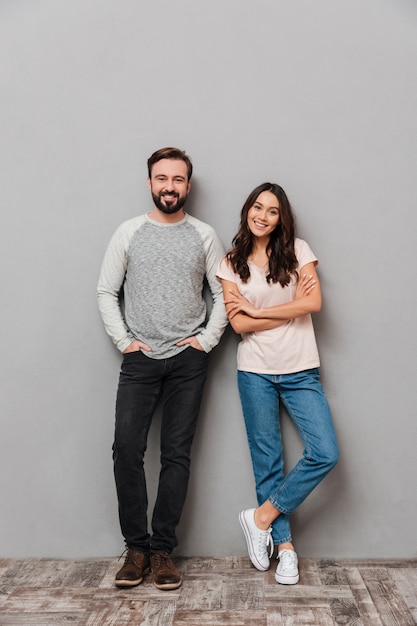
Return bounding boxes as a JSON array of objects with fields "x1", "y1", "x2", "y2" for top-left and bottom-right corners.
[{"x1": 148, "y1": 159, "x2": 191, "y2": 214}]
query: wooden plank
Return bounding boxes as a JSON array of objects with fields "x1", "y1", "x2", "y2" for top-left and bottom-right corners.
[
  {"x1": 280, "y1": 606, "x2": 335, "y2": 626},
  {"x1": 83, "y1": 600, "x2": 147, "y2": 626},
  {"x1": 360, "y1": 566, "x2": 415, "y2": 626},
  {"x1": 175, "y1": 579, "x2": 223, "y2": 610},
  {"x1": 387, "y1": 566, "x2": 417, "y2": 624},
  {"x1": 62, "y1": 559, "x2": 112, "y2": 587},
  {"x1": 264, "y1": 583, "x2": 353, "y2": 601},
  {"x1": 0, "y1": 560, "x2": 45, "y2": 592},
  {"x1": 342, "y1": 566, "x2": 384, "y2": 626},
  {"x1": 97, "y1": 559, "x2": 124, "y2": 589},
  {"x1": 221, "y1": 578, "x2": 265, "y2": 610},
  {"x1": 141, "y1": 600, "x2": 177, "y2": 626},
  {"x1": 1, "y1": 586, "x2": 104, "y2": 613},
  {"x1": 297, "y1": 558, "x2": 323, "y2": 586},
  {"x1": 265, "y1": 605, "x2": 284, "y2": 626},
  {"x1": 183, "y1": 556, "x2": 260, "y2": 576},
  {"x1": 265, "y1": 595, "x2": 333, "y2": 626},
  {"x1": 317, "y1": 560, "x2": 352, "y2": 586},
  {"x1": 329, "y1": 597, "x2": 362, "y2": 625},
  {"x1": 29, "y1": 559, "x2": 76, "y2": 586},
  {"x1": 0, "y1": 612, "x2": 82, "y2": 625},
  {"x1": 266, "y1": 596, "x2": 337, "y2": 609},
  {"x1": 173, "y1": 609, "x2": 267, "y2": 625}
]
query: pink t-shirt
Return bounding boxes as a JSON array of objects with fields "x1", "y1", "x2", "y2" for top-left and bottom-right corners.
[{"x1": 217, "y1": 238, "x2": 321, "y2": 375}]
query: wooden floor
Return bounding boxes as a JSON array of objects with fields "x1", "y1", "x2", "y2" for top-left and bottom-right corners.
[{"x1": 0, "y1": 555, "x2": 416, "y2": 625}]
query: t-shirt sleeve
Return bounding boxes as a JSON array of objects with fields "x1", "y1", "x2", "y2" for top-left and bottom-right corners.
[
  {"x1": 216, "y1": 256, "x2": 238, "y2": 283},
  {"x1": 295, "y1": 239, "x2": 318, "y2": 270}
]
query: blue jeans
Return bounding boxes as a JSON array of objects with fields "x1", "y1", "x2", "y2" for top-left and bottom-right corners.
[
  {"x1": 238, "y1": 368, "x2": 338, "y2": 545},
  {"x1": 113, "y1": 347, "x2": 209, "y2": 554}
]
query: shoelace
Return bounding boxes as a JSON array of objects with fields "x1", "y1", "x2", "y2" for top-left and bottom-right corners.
[
  {"x1": 118, "y1": 548, "x2": 141, "y2": 567},
  {"x1": 118, "y1": 548, "x2": 129, "y2": 563},
  {"x1": 151, "y1": 552, "x2": 172, "y2": 568},
  {"x1": 257, "y1": 528, "x2": 274, "y2": 558},
  {"x1": 278, "y1": 549, "x2": 297, "y2": 570}
]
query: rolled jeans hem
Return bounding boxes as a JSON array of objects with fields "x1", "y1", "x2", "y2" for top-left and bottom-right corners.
[
  {"x1": 269, "y1": 497, "x2": 291, "y2": 517},
  {"x1": 273, "y1": 536, "x2": 293, "y2": 546}
]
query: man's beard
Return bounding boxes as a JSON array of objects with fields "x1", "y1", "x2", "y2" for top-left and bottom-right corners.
[{"x1": 152, "y1": 191, "x2": 188, "y2": 214}]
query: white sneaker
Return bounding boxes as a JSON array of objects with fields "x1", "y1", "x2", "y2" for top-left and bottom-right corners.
[
  {"x1": 275, "y1": 549, "x2": 299, "y2": 584},
  {"x1": 239, "y1": 509, "x2": 273, "y2": 571}
]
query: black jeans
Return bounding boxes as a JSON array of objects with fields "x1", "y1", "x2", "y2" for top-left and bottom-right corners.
[{"x1": 113, "y1": 347, "x2": 209, "y2": 554}]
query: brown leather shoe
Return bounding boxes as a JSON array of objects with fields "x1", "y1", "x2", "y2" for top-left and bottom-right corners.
[
  {"x1": 150, "y1": 551, "x2": 182, "y2": 590},
  {"x1": 115, "y1": 549, "x2": 150, "y2": 587}
]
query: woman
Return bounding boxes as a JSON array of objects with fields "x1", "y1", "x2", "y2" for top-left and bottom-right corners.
[{"x1": 217, "y1": 183, "x2": 338, "y2": 585}]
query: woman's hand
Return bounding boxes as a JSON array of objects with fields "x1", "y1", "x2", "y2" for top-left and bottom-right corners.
[
  {"x1": 226, "y1": 273, "x2": 316, "y2": 320},
  {"x1": 225, "y1": 289, "x2": 259, "y2": 319},
  {"x1": 295, "y1": 273, "x2": 316, "y2": 299}
]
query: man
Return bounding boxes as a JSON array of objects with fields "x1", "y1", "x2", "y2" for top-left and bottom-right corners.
[{"x1": 97, "y1": 147, "x2": 227, "y2": 590}]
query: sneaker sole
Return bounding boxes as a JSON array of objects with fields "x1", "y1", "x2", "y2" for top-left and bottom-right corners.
[
  {"x1": 275, "y1": 572, "x2": 299, "y2": 585},
  {"x1": 239, "y1": 511, "x2": 270, "y2": 572}
]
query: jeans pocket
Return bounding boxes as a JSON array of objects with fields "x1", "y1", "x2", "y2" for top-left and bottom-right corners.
[
  {"x1": 186, "y1": 345, "x2": 209, "y2": 359},
  {"x1": 122, "y1": 349, "x2": 145, "y2": 362}
]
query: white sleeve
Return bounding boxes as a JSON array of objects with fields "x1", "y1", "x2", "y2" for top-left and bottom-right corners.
[
  {"x1": 97, "y1": 221, "x2": 136, "y2": 352},
  {"x1": 195, "y1": 228, "x2": 228, "y2": 352}
]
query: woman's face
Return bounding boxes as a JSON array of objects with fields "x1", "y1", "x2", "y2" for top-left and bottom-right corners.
[{"x1": 247, "y1": 190, "x2": 280, "y2": 239}]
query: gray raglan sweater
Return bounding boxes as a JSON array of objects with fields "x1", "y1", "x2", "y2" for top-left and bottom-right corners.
[{"x1": 97, "y1": 213, "x2": 228, "y2": 357}]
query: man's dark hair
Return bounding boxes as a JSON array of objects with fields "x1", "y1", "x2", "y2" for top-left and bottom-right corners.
[{"x1": 147, "y1": 147, "x2": 193, "y2": 181}]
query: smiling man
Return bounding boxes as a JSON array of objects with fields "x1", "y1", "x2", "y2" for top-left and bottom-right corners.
[
  {"x1": 148, "y1": 158, "x2": 190, "y2": 215},
  {"x1": 97, "y1": 147, "x2": 227, "y2": 590}
]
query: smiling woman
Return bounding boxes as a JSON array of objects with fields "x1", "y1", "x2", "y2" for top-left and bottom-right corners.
[
  {"x1": 216, "y1": 182, "x2": 339, "y2": 585},
  {"x1": 248, "y1": 190, "x2": 280, "y2": 238}
]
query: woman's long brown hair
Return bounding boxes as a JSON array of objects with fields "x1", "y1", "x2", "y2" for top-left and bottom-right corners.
[{"x1": 226, "y1": 182, "x2": 298, "y2": 286}]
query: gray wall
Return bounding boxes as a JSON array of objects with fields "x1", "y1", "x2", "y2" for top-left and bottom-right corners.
[{"x1": 1, "y1": 0, "x2": 416, "y2": 559}]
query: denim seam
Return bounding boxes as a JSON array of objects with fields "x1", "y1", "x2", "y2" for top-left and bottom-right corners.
[{"x1": 269, "y1": 390, "x2": 313, "y2": 515}]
